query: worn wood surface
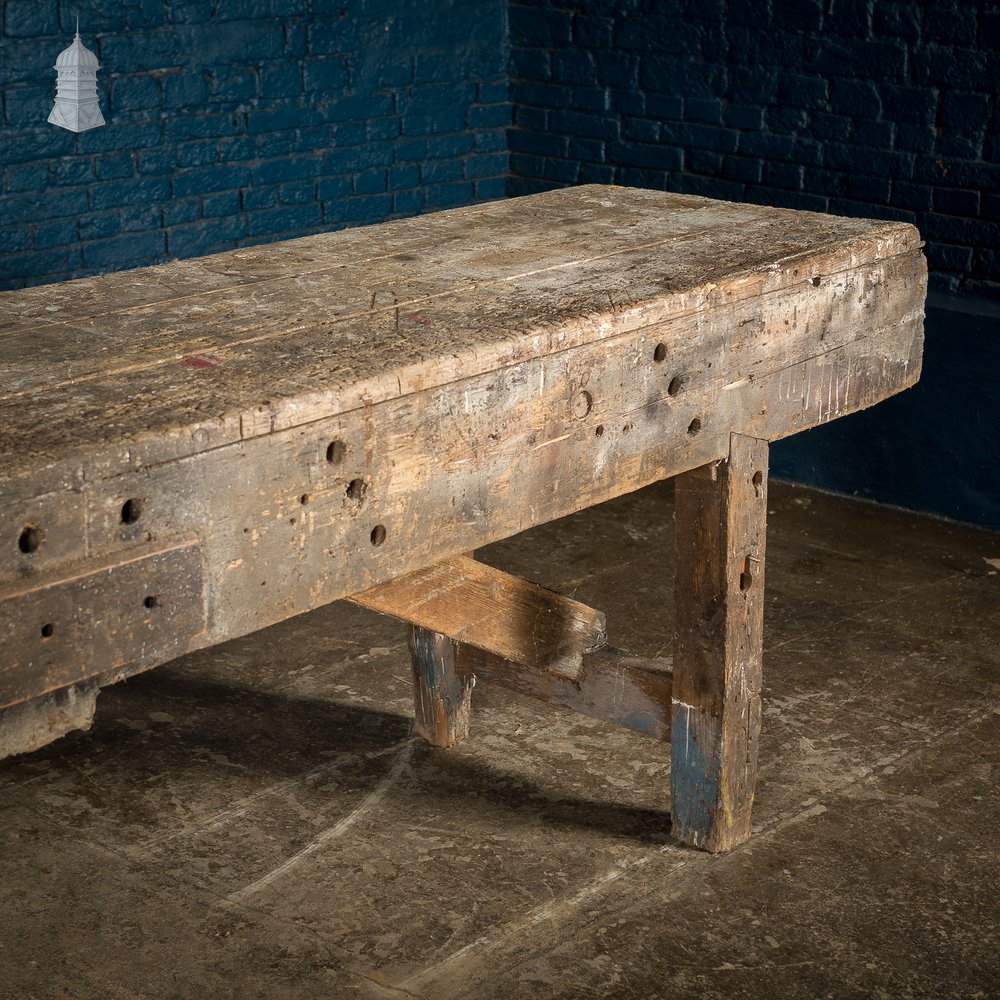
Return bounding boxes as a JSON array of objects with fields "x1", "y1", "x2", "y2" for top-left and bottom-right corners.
[
  {"x1": 407, "y1": 625, "x2": 473, "y2": 748},
  {"x1": 459, "y1": 645, "x2": 674, "y2": 741},
  {"x1": 0, "y1": 185, "x2": 926, "y2": 713},
  {"x1": 348, "y1": 554, "x2": 605, "y2": 680},
  {"x1": 671, "y1": 433, "x2": 769, "y2": 853}
]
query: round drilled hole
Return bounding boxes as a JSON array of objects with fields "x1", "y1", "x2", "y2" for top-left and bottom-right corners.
[
  {"x1": 299, "y1": 493, "x2": 310, "y2": 505},
  {"x1": 346, "y1": 478, "x2": 367, "y2": 501},
  {"x1": 121, "y1": 498, "x2": 142, "y2": 524},
  {"x1": 144, "y1": 595, "x2": 158, "y2": 609},
  {"x1": 370, "y1": 524, "x2": 386, "y2": 546},
  {"x1": 40, "y1": 623, "x2": 55, "y2": 639},
  {"x1": 326, "y1": 440, "x2": 347, "y2": 464},
  {"x1": 667, "y1": 374, "x2": 686, "y2": 396},
  {"x1": 687, "y1": 417, "x2": 702, "y2": 437},
  {"x1": 653, "y1": 342, "x2": 667, "y2": 363},
  {"x1": 18, "y1": 526, "x2": 41, "y2": 554},
  {"x1": 595, "y1": 424, "x2": 605, "y2": 437},
  {"x1": 572, "y1": 389, "x2": 593, "y2": 419}
]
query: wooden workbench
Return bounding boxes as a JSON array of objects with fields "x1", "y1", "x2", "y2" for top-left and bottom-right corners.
[{"x1": 0, "y1": 185, "x2": 925, "y2": 851}]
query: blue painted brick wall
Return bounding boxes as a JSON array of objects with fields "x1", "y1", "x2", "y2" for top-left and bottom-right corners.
[
  {"x1": 508, "y1": 0, "x2": 1000, "y2": 299},
  {"x1": 0, "y1": 0, "x2": 510, "y2": 290}
]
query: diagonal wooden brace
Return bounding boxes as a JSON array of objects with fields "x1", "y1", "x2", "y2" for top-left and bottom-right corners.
[
  {"x1": 671, "y1": 432, "x2": 769, "y2": 853},
  {"x1": 348, "y1": 556, "x2": 673, "y2": 747}
]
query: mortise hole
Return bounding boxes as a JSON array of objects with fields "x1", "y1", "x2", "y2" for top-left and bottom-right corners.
[
  {"x1": 810, "y1": 276, "x2": 821, "y2": 286},
  {"x1": 370, "y1": 524, "x2": 386, "y2": 546},
  {"x1": 653, "y1": 342, "x2": 667, "y2": 363},
  {"x1": 40, "y1": 623, "x2": 55, "y2": 638},
  {"x1": 299, "y1": 493, "x2": 310, "y2": 505},
  {"x1": 595, "y1": 424, "x2": 605, "y2": 437},
  {"x1": 667, "y1": 374, "x2": 686, "y2": 396},
  {"x1": 144, "y1": 595, "x2": 158, "y2": 609},
  {"x1": 753, "y1": 471, "x2": 763, "y2": 487},
  {"x1": 326, "y1": 440, "x2": 347, "y2": 464},
  {"x1": 346, "y1": 478, "x2": 367, "y2": 501},
  {"x1": 740, "y1": 556, "x2": 754, "y2": 592},
  {"x1": 121, "y1": 498, "x2": 142, "y2": 524},
  {"x1": 18, "y1": 526, "x2": 41, "y2": 554},
  {"x1": 687, "y1": 417, "x2": 702, "y2": 437}
]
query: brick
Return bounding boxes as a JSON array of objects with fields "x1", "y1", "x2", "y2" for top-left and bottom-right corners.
[
  {"x1": 509, "y1": 130, "x2": 569, "y2": 158},
  {"x1": 241, "y1": 185, "x2": 278, "y2": 211},
  {"x1": 464, "y1": 153, "x2": 508, "y2": 179},
  {"x1": 389, "y1": 165, "x2": 420, "y2": 189},
  {"x1": 1, "y1": 189, "x2": 80, "y2": 225},
  {"x1": 763, "y1": 162, "x2": 804, "y2": 190},
  {"x1": 94, "y1": 153, "x2": 135, "y2": 181},
  {"x1": 172, "y1": 165, "x2": 249, "y2": 198},
  {"x1": 606, "y1": 141, "x2": 683, "y2": 172},
  {"x1": 163, "y1": 197, "x2": 201, "y2": 227},
  {"x1": 278, "y1": 181, "x2": 314, "y2": 205},
  {"x1": 937, "y1": 92, "x2": 990, "y2": 132},
  {"x1": 76, "y1": 124, "x2": 163, "y2": 154},
  {"x1": 577, "y1": 162, "x2": 615, "y2": 184},
  {"x1": 724, "y1": 104, "x2": 764, "y2": 130},
  {"x1": 891, "y1": 181, "x2": 933, "y2": 212},
  {"x1": 467, "y1": 104, "x2": 512, "y2": 129},
  {"x1": 120, "y1": 204, "x2": 163, "y2": 232},
  {"x1": 78, "y1": 213, "x2": 123, "y2": 241},
  {"x1": 569, "y1": 138, "x2": 605, "y2": 163},
  {"x1": 510, "y1": 6, "x2": 573, "y2": 47},
  {"x1": 303, "y1": 58, "x2": 348, "y2": 93},
  {"x1": 424, "y1": 180, "x2": 474, "y2": 209},
  {"x1": 90, "y1": 177, "x2": 171, "y2": 211},
  {"x1": 136, "y1": 147, "x2": 177, "y2": 175},
  {"x1": 354, "y1": 169, "x2": 388, "y2": 194},
  {"x1": 111, "y1": 75, "x2": 161, "y2": 113},
  {"x1": 177, "y1": 141, "x2": 217, "y2": 168},
  {"x1": 247, "y1": 107, "x2": 323, "y2": 134},
  {"x1": 934, "y1": 188, "x2": 980, "y2": 216},
  {"x1": 4, "y1": 0, "x2": 59, "y2": 36},
  {"x1": 392, "y1": 188, "x2": 426, "y2": 215},
  {"x1": 873, "y1": 3, "x2": 922, "y2": 41},
  {"x1": 49, "y1": 158, "x2": 94, "y2": 186},
  {"x1": 722, "y1": 155, "x2": 762, "y2": 184},
  {"x1": 6, "y1": 162, "x2": 47, "y2": 193},
  {"x1": 168, "y1": 216, "x2": 245, "y2": 257},
  {"x1": 622, "y1": 117, "x2": 660, "y2": 143},
  {"x1": 246, "y1": 204, "x2": 322, "y2": 237},
  {"x1": 82, "y1": 231, "x2": 166, "y2": 269},
  {"x1": 551, "y1": 50, "x2": 599, "y2": 88},
  {"x1": 208, "y1": 67, "x2": 258, "y2": 104},
  {"x1": 252, "y1": 157, "x2": 320, "y2": 185},
  {"x1": 477, "y1": 81, "x2": 507, "y2": 104},
  {"x1": 259, "y1": 63, "x2": 302, "y2": 99},
  {"x1": 848, "y1": 173, "x2": 891, "y2": 202},
  {"x1": 0, "y1": 248, "x2": 81, "y2": 283},
  {"x1": 926, "y1": 242, "x2": 974, "y2": 273},
  {"x1": 474, "y1": 130, "x2": 507, "y2": 153},
  {"x1": 544, "y1": 159, "x2": 580, "y2": 183},
  {"x1": 202, "y1": 191, "x2": 241, "y2": 218},
  {"x1": 35, "y1": 219, "x2": 77, "y2": 251},
  {"x1": 766, "y1": 107, "x2": 810, "y2": 133},
  {"x1": 685, "y1": 98, "x2": 723, "y2": 125},
  {"x1": 0, "y1": 227, "x2": 32, "y2": 253},
  {"x1": 162, "y1": 71, "x2": 209, "y2": 110},
  {"x1": 688, "y1": 149, "x2": 723, "y2": 175},
  {"x1": 4, "y1": 86, "x2": 54, "y2": 128}
]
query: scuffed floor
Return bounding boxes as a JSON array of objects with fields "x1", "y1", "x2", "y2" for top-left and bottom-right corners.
[{"x1": 1, "y1": 479, "x2": 998, "y2": 999}]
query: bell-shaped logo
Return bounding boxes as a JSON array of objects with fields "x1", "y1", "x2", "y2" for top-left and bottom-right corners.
[{"x1": 49, "y1": 23, "x2": 105, "y2": 133}]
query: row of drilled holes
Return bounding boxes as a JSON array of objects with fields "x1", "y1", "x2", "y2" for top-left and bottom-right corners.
[
  {"x1": 38, "y1": 593, "x2": 159, "y2": 641},
  {"x1": 21, "y1": 342, "x2": 687, "y2": 559}
]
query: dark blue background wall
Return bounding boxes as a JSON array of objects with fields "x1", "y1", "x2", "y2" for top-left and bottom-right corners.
[
  {"x1": 508, "y1": 0, "x2": 1000, "y2": 531},
  {"x1": 0, "y1": 0, "x2": 509, "y2": 290}
]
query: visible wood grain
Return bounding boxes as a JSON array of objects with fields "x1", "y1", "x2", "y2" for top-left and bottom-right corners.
[
  {"x1": 0, "y1": 536, "x2": 205, "y2": 709},
  {"x1": 0, "y1": 186, "x2": 926, "y2": 730},
  {"x1": 671, "y1": 433, "x2": 768, "y2": 853},
  {"x1": 348, "y1": 555, "x2": 606, "y2": 680},
  {"x1": 407, "y1": 625, "x2": 472, "y2": 748},
  {"x1": 458, "y1": 645, "x2": 674, "y2": 741}
]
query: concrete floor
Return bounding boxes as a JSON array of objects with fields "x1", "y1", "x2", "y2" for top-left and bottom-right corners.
[{"x1": 1, "y1": 479, "x2": 999, "y2": 999}]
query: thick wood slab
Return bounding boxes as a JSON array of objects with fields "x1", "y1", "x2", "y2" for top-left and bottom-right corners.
[
  {"x1": 0, "y1": 186, "x2": 926, "y2": 711},
  {"x1": 348, "y1": 555, "x2": 606, "y2": 680}
]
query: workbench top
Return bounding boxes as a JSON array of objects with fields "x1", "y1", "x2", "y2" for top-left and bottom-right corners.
[{"x1": 0, "y1": 185, "x2": 921, "y2": 490}]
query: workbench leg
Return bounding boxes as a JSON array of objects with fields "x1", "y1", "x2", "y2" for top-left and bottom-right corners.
[
  {"x1": 407, "y1": 624, "x2": 473, "y2": 747},
  {"x1": 671, "y1": 432, "x2": 768, "y2": 852}
]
